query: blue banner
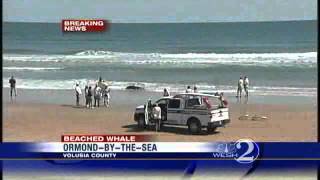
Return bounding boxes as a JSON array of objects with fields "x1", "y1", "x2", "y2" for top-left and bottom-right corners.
[
  {"x1": 1, "y1": 142, "x2": 319, "y2": 178},
  {"x1": 0, "y1": 142, "x2": 319, "y2": 160}
]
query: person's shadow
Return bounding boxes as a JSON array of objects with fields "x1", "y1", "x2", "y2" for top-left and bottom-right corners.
[
  {"x1": 238, "y1": 96, "x2": 249, "y2": 120},
  {"x1": 237, "y1": 95, "x2": 248, "y2": 104}
]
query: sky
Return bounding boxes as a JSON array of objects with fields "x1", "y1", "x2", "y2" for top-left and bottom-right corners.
[{"x1": 3, "y1": 0, "x2": 317, "y2": 23}]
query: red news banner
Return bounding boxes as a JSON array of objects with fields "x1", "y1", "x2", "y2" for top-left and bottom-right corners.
[
  {"x1": 62, "y1": 135, "x2": 154, "y2": 142},
  {"x1": 62, "y1": 19, "x2": 109, "y2": 32}
]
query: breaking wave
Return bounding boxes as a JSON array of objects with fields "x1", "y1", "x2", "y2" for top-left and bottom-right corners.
[
  {"x1": 3, "y1": 67, "x2": 62, "y2": 71},
  {"x1": 3, "y1": 50, "x2": 317, "y2": 67}
]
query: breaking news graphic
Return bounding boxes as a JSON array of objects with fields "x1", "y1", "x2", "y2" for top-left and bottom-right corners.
[
  {"x1": 2, "y1": 0, "x2": 318, "y2": 179},
  {"x1": 62, "y1": 19, "x2": 108, "y2": 32}
]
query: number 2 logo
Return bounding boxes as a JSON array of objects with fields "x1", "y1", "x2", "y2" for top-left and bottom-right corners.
[{"x1": 234, "y1": 139, "x2": 260, "y2": 163}]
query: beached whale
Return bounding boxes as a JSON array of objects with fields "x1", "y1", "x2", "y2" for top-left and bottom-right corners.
[{"x1": 125, "y1": 85, "x2": 144, "y2": 90}]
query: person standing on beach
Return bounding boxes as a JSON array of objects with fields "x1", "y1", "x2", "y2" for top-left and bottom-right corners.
[
  {"x1": 144, "y1": 99, "x2": 152, "y2": 125},
  {"x1": 9, "y1": 76, "x2": 17, "y2": 98},
  {"x1": 163, "y1": 88, "x2": 170, "y2": 97},
  {"x1": 84, "y1": 85, "x2": 89, "y2": 108},
  {"x1": 152, "y1": 103, "x2": 162, "y2": 132},
  {"x1": 93, "y1": 85, "x2": 97, "y2": 107},
  {"x1": 237, "y1": 77, "x2": 244, "y2": 98},
  {"x1": 106, "y1": 86, "x2": 111, "y2": 107},
  {"x1": 186, "y1": 86, "x2": 192, "y2": 93},
  {"x1": 193, "y1": 86, "x2": 198, "y2": 93},
  {"x1": 94, "y1": 84, "x2": 102, "y2": 107},
  {"x1": 103, "y1": 86, "x2": 111, "y2": 107},
  {"x1": 244, "y1": 76, "x2": 249, "y2": 97},
  {"x1": 219, "y1": 92, "x2": 228, "y2": 108},
  {"x1": 87, "y1": 86, "x2": 93, "y2": 108},
  {"x1": 75, "y1": 83, "x2": 82, "y2": 106}
]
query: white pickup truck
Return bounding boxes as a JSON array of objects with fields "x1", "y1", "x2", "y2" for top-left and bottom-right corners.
[{"x1": 134, "y1": 93, "x2": 230, "y2": 134}]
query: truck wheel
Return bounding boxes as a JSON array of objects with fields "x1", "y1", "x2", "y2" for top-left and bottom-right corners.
[
  {"x1": 188, "y1": 118, "x2": 201, "y2": 135},
  {"x1": 137, "y1": 115, "x2": 146, "y2": 129},
  {"x1": 207, "y1": 126, "x2": 217, "y2": 134}
]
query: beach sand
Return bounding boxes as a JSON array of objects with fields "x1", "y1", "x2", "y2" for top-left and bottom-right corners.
[
  {"x1": 2, "y1": 89, "x2": 318, "y2": 179},
  {"x1": 3, "y1": 98, "x2": 317, "y2": 142}
]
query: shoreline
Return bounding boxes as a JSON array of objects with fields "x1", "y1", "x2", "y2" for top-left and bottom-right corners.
[{"x1": 2, "y1": 88, "x2": 317, "y2": 106}]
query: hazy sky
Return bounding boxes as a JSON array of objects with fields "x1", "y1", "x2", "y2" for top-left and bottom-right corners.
[{"x1": 3, "y1": 0, "x2": 317, "y2": 23}]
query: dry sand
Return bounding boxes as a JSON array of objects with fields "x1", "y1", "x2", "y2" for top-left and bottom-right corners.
[{"x1": 3, "y1": 102, "x2": 317, "y2": 142}]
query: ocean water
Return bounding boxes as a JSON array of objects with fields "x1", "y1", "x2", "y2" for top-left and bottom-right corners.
[{"x1": 3, "y1": 21, "x2": 317, "y2": 97}]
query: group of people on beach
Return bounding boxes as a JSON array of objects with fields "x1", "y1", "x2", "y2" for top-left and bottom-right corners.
[
  {"x1": 186, "y1": 85, "x2": 198, "y2": 93},
  {"x1": 163, "y1": 84, "x2": 228, "y2": 107},
  {"x1": 237, "y1": 76, "x2": 250, "y2": 98},
  {"x1": 9, "y1": 73, "x2": 249, "y2": 107},
  {"x1": 163, "y1": 84, "x2": 228, "y2": 98},
  {"x1": 75, "y1": 77, "x2": 111, "y2": 109}
]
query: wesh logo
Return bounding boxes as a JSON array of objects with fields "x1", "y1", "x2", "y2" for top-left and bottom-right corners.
[
  {"x1": 212, "y1": 143, "x2": 238, "y2": 158},
  {"x1": 62, "y1": 19, "x2": 109, "y2": 32},
  {"x1": 212, "y1": 139, "x2": 260, "y2": 163}
]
